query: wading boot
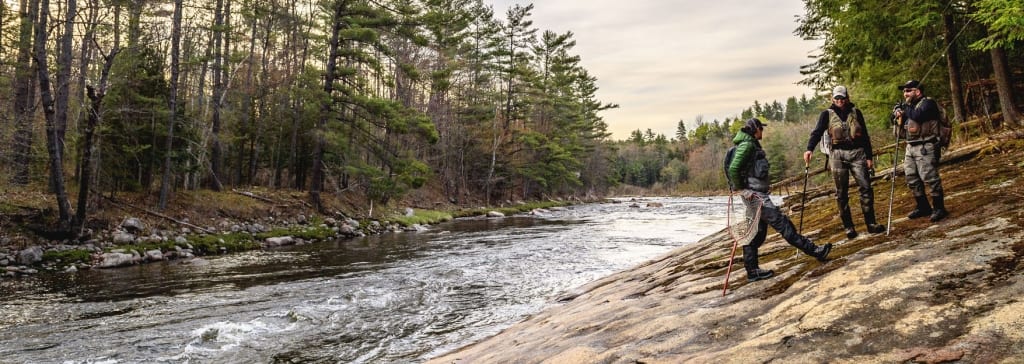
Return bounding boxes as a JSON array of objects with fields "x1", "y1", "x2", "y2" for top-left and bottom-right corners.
[
  {"x1": 907, "y1": 195, "x2": 933, "y2": 219},
  {"x1": 863, "y1": 209, "x2": 886, "y2": 234},
  {"x1": 743, "y1": 245, "x2": 774, "y2": 282},
  {"x1": 930, "y1": 195, "x2": 949, "y2": 222},
  {"x1": 794, "y1": 238, "x2": 833, "y2": 262},
  {"x1": 811, "y1": 243, "x2": 833, "y2": 262},
  {"x1": 839, "y1": 205, "x2": 857, "y2": 239}
]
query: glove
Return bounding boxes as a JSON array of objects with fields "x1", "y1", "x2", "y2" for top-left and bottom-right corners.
[{"x1": 740, "y1": 189, "x2": 755, "y2": 200}]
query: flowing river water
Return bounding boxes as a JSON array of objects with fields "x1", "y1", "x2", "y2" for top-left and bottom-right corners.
[{"x1": 0, "y1": 197, "x2": 733, "y2": 363}]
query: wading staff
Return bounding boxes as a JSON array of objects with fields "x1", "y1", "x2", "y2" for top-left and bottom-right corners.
[
  {"x1": 723, "y1": 192, "x2": 740, "y2": 296},
  {"x1": 887, "y1": 105, "x2": 903, "y2": 236},
  {"x1": 798, "y1": 161, "x2": 810, "y2": 234}
]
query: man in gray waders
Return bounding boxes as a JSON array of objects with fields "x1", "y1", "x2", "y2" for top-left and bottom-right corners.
[
  {"x1": 728, "y1": 118, "x2": 833, "y2": 282},
  {"x1": 803, "y1": 85, "x2": 886, "y2": 239},
  {"x1": 893, "y1": 80, "x2": 949, "y2": 222}
]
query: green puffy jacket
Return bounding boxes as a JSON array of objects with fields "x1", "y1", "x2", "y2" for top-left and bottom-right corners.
[{"x1": 728, "y1": 131, "x2": 770, "y2": 191}]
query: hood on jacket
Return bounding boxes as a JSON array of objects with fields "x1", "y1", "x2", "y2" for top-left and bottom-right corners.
[{"x1": 733, "y1": 130, "x2": 755, "y2": 145}]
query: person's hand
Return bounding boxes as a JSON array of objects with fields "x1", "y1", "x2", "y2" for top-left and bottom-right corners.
[
  {"x1": 740, "y1": 189, "x2": 755, "y2": 200},
  {"x1": 866, "y1": 159, "x2": 874, "y2": 169},
  {"x1": 803, "y1": 151, "x2": 812, "y2": 166}
]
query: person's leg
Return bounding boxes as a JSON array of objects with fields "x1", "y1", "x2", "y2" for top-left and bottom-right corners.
[
  {"x1": 743, "y1": 220, "x2": 773, "y2": 281},
  {"x1": 741, "y1": 195, "x2": 773, "y2": 281},
  {"x1": 756, "y1": 191, "x2": 832, "y2": 262},
  {"x1": 919, "y1": 143, "x2": 947, "y2": 221},
  {"x1": 850, "y1": 149, "x2": 884, "y2": 233},
  {"x1": 904, "y1": 144, "x2": 932, "y2": 218},
  {"x1": 831, "y1": 150, "x2": 856, "y2": 238}
]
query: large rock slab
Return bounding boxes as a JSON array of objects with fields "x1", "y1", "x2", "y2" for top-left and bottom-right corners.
[{"x1": 429, "y1": 148, "x2": 1024, "y2": 363}]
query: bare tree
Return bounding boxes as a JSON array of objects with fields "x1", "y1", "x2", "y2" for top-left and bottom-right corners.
[
  {"x1": 35, "y1": 0, "x2": 74, "y2": 228},
  {"x1": 209, "y1": 0, "x2": 226, "y2": 191},
  {"x1": 990, "y1": 47, "x2": 1022, "y2": 127},
  {"x1": 159, "y1": 0, "x2": 184, "y2": 209},
  {"x1": 943, "y1": 12, "x2": 966, "y2": 124},
  {"x1": 10, "y1": 0, "x2": 39, "y2": 185}
]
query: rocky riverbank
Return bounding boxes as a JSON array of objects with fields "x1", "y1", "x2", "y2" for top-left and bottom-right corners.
[
  {"x1": 0, "y1": 212, "x2": 404, "y2": 278},
  {"x1": 0, "y1": 186, "x2": 571, "y2": 279},
  {"x1": 430, "y1": 139, "x2": 1024, "y2": 363}
]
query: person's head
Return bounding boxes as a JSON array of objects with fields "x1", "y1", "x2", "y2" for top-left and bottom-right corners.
[
  {"x1": 832, "y1": 85, "x2": 849, "y2": 108},
  {"x1": 741, "y1": 118, "x2": 767, "y2": 140},
  {"x1": 898, "y1": 80, "x2": 924, "y2": 103}
]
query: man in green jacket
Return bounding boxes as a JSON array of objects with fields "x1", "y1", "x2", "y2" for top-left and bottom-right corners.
[{"x1": 728, "y1": 118, "x2": 833, "y2": 282}]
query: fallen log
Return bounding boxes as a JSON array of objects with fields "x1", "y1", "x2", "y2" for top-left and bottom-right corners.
[
  {"x1": 232, "y1": 189, "x2": 276, "y2": 203},
  {"x1": 99, "y1": 194, "x2": 214, "y2": 234}
]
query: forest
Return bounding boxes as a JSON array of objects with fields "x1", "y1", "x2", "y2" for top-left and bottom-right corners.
[{"x1": 0, "y1": 0, "x2": 1021, "y2": 236}]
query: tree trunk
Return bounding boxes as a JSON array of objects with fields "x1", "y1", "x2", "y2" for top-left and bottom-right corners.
[
  {"x1": 255, "y1": 5, "x2": 273, "y2": 187},
  {"x1": 10, "y1": 0, "x2": 38, "y2": 185},
  {"x1": 72, "y1": 0, "x2": 112, "y2": 234},
  {"x1": 943, "y1": 12, "x2": 966, "y2": 124},
  {"x1": 159, "y1": 0, "x2": 183, "y2": 210},
  {"x1": 209, "y1": 0, "x2": 226, "y2": 191},
  {"x1": 990, "y1": 47, "x2": 1022, "y2": 127},
  {"x1": 311, "y1": 0, "x2": 345, "y2": 211},
  {"x1": 54, "y1": 0, "x2": 75, "y2": 166},
  {"x1": 241, "y1": 0, "x2": 259, "y2": 186},
  {"x1": 35, "y1": 0, "x2": 73, "y2": 228}
]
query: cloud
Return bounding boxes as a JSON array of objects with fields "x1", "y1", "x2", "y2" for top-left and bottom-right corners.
[{"x1": 483, "y1": 0, "x2": 823, "y2": 139}]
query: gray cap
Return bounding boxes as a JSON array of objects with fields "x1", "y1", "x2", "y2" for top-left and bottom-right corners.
[{"x1": 832, "y1": 85, "x2": 849, "y2": 99}]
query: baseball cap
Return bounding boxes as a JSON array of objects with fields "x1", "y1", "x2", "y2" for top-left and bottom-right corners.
[
  {"x1": 898, "y1": 80, "x2": 923, "y2": 90},
  {"x1": 832, "y1": 85, "x2": 848, "y2": 99},
  {"x1": 744, "y1": 117, "x2": 767, "y2": 131}
]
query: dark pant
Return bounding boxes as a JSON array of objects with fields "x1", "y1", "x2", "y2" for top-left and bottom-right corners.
[
  {"x1": 830, "y1": 148, "x2": 878, "y2": 228},
  {"x1": 742, "y1": 190, "x2": 816, "y2": 253}
]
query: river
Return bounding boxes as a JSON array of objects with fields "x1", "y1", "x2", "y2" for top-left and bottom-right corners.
[{"x1": 0, "y1": 197, "x2": 731, "y2": 363}]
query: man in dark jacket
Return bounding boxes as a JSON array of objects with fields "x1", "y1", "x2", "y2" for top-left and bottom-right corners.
[
  {"x1": 893, "y1": 80, "x2": 948, "y2": 222},
  {"x1": 803, "y1": 86, "x2": 886, "y2": 239},
  {"x1": 728, "y1": 118, "x2": 833, "y2": 282}
]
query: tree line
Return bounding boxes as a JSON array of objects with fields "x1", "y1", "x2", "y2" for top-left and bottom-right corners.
[
  {"x1": 0, "y1": 0, "x2": 617, "y2": 234},
  {"x1": 612, "y1": 0, "x2": 1023, "y2": 195},
  {"x1": 1, "y1": 0, "x2": 1021, "y2": 235},
  {"x1": 611, "y1": 95, "x2": 826, "y2": 193}
]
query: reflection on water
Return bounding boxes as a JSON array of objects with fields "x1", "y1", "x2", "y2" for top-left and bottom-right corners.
[{"x1": 0, "y1": 197, "x2": 727, "y2": 363}]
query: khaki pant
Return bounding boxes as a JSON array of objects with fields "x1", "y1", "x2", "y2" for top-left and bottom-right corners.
[{"x1": 904, "y1": 142, "x2": 943, "y2": 198}]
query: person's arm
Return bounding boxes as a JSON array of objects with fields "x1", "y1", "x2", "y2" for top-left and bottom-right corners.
[
  {"x1": 805, "y1": 111, "x2": 829, "y2": 152},
  {"x1": 728, "y1": 140, "x2": 752, "y2": 189},
  {"x1": 803, "y1": 111, "x2": 829, "y2": 165}
]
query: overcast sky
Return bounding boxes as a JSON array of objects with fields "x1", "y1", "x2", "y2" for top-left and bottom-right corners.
[{"x1": 482, "y1": 0, "x2": 823, "y2": 140}]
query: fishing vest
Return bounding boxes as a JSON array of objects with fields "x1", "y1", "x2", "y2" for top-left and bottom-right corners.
[
  {"x1": 906, "y1": 97, "x2": 943, "y2": 142},
  {"x1": 827, "y1": 107, "x2": 863, "y2": 146}
]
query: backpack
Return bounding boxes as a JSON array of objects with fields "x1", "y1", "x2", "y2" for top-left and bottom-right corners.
[
  {"x1": 913, "y1": 97, "x2": 953, "y2": 148},
  {"x1": 724, "y1": 146, "x2": 737, "y2": 191},
  {"x1": 935, "y1": 100, "x2": 953, "y2": 149}
]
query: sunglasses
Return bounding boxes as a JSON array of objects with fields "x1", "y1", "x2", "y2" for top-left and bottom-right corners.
[{"x1": 833, "y1": 96, "x2": 847, "y2": 100}]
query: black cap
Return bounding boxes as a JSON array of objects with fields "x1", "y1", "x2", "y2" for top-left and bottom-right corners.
[
  {"x1": 741, "y1": 118, "x2": 767, "y2": 134},
  {"x1": 898, "y1": 80, "x2": 923, "y2": 90}
]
